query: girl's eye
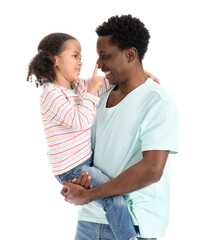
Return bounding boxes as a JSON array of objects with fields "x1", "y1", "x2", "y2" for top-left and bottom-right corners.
[{"x1": 72, "y1": 55, "x2": 82, "y2": 60}]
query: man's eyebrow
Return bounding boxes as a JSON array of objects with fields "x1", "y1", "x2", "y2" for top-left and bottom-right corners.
[{"x1": 99, "y1": 51, "x2": 108, "y2": 54}]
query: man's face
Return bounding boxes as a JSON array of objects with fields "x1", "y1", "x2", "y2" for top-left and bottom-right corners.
[{"x1": 96, "y1": 36, "x2": 129, "y2": 85}]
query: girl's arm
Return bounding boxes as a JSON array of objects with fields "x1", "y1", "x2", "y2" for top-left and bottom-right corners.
[
  {"x1": 41, "y1": 65, "x2": 104, "y2": 130},
  {"x1": 40, "y1": 85, "x2": 99, "y2": 130},
  {"x1": 145, "y1": 70, "x2": 160, "y2": 84},
  {"x1": 76, "y1": 64, "x2": 112, "y2": 97},
  {"x1": 76, "y1": 65, "x2": 159, "y2": 98},
  {"x1": 79, "y1": 76, "x2": 112, "y2": 97}
]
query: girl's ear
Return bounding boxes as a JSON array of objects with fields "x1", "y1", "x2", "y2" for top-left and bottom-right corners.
[
  {"x1": 126, "y1": 47, "x2": 137, "y2": 63},
  {"x1": 52, "y1": 56, "x2": 58, "y2": 66}
]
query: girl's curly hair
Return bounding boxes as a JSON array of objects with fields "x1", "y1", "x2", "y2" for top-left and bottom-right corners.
[
  {"x1": 26, "y1": 33, "x2": 76, "y2": 87},
  {"x1": 96, "y1": 14, "x2": 150, "y2": 61}
]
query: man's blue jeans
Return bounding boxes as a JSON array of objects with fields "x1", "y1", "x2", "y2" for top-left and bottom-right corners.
[
  {"x1": 75, "y1": 221, "x2": 157, "y2": 240},
  {"x1": 55, "y1": 157, "x2": 137, "y2": 240}
]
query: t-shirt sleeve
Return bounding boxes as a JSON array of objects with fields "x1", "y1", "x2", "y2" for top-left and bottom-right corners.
[{"x1": 140, "y1": 99, "x2": 178, "y2": 154}]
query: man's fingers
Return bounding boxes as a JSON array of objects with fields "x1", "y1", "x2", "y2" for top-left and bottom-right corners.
[
  {"x1": 92, "y1": 64, "x2": 98, "y2": 77},
  {"x1": 62, "y1": 181, "x2": 70, "y2": 188},
  {"x1": 60, "y1": 187, "x2": 68, "y2": 196},
  {"x1": 65, "y1": 198, "x2": 74, "y2": 204}
]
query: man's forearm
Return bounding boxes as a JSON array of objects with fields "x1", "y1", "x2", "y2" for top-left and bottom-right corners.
[
  {"x1": 61, "y1": 150, "x2": 168, "y2": 205},
  {"x1": 87, "y1": 150, "x2": 168, "y2": 202},
  {"x1": 87, "y1": 159, "x2": 158, "y2": 202}
]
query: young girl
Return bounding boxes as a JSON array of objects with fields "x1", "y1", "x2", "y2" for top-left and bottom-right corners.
[{"x1": 27, "y1": 33, "x2": 138, "y2": 240}]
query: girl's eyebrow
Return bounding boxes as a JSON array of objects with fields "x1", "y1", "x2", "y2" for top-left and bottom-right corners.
[{"x1": 72, "y1": 51, "x2": 80, "y2": 54}]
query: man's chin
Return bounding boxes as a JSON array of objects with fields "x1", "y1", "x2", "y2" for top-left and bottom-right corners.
[{"x1": 106, "y1": 76, "x2": 115, "y2": 85}]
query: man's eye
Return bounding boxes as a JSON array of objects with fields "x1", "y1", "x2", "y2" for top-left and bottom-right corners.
[{"x1": 101, "y1": 54, "x2": 109, "y2": 59}]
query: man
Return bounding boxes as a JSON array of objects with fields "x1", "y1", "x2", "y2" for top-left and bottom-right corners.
[{"x1": 61, "y1": 14, "x2": 178, "y2": 240}]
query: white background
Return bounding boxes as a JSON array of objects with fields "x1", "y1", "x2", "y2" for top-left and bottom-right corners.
[{"x1": 0, "y1": 0, "x2": 212, "y2": 239}]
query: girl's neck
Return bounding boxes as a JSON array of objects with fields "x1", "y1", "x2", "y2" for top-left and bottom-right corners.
[{"x1": 52, "y1": 77, "x2": 72, "y2": 89}]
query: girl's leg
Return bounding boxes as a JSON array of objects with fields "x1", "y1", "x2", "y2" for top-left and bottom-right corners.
[
  {"x1": 55, "y1": 158, "x2": 92, "y2": 184},
  {"x1": 75, "y1": 221, "x2": 116, "y2": 240},
  {"x1": 80, "y1": 165, "x2": 137, "y2": 240},
  {"x1": 75, "y1": 221, "x2": 157, "y2": 240}
]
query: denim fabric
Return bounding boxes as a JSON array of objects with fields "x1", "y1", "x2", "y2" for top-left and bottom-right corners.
[
  {"x1": 75, "y1": 221, "x2": 157, "y2": 240},
  {"x1": 55, "y1": 158, "x2": 93, "y2": 183},
  {"x1": 55, "y1": 157, "x2": 137, "y2": 240}
]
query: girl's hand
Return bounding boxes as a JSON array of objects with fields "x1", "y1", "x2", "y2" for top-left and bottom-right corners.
[
  {"x1": 87, "y1": 64, "x2": 103, "y2": 94},
  {"x1": 71, "y1": 171, "x2": 93, "y2": 189},
  {"x1": 145, "y1": 70, "x2": 160, "y2": 84}
]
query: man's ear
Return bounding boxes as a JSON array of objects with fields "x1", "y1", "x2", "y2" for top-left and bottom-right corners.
[{"x1": 126, "y1": 47, "x2": 137, "y2": 63}]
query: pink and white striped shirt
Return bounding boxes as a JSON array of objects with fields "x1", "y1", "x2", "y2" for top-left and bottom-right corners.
[{"x1": 40, "y1": 77, "x2": 111, "y2": 175}]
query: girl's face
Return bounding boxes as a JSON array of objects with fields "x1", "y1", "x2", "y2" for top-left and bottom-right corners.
[{"x1": 54, "y1": 39, "x2": 82, "y2": 84}]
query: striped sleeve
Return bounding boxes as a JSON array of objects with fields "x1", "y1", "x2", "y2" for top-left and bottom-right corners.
[
  {"x1": 40, "y1": 85, "x2": 99, "y2": 130},
  {"x1": 77, "y1": 77, "x2": 112, "y2": 97}
]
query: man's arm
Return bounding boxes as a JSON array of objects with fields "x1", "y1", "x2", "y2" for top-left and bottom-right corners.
[{"x1": 61, "y1": 150, "x2": 169, "y2": 205}]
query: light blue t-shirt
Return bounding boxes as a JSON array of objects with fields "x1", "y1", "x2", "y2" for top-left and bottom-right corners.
[{"x1": 78, "y1": 78, "x2": 178, "y2": 238}]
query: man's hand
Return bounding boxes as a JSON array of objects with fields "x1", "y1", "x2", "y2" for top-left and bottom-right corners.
[
  {"x1": 61, "y1": 150, "x2": 169, "y2": 203},
  {"x1": 60, "y1": 181, "x2": 92, "y2": 206},
  {"x1": 60, "y1": 171, "x2": 93, "y2": 205}
]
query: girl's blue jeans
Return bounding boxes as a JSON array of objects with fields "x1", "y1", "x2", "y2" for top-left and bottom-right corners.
[
  {"x1": 55, "y1": 157, "x2": 137, "y2": 240},
  {"x1": 75, "y1": 220, "x2": 157, "y2": 240}
]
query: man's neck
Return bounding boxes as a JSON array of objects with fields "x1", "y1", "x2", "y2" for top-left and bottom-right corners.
[
  {"x1": 106, "y1": 66, "x2": 147, "y2": 108},
  {"x1": 114, "y1": 65, "x2": 147, "y2": 95}
]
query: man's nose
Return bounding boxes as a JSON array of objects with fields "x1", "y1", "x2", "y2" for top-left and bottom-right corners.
[{"x1": 96, "y1": 58, "x2": 103, "y2": 68}]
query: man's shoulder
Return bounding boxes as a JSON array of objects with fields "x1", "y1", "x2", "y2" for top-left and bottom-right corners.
[{"x1": 145, "y1": 78, "x2": 175, "y2": 103}]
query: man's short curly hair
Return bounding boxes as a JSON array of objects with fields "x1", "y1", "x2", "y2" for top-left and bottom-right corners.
[{"x1": 96, "y1": 14, "x2": 150, "y2": 61}]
